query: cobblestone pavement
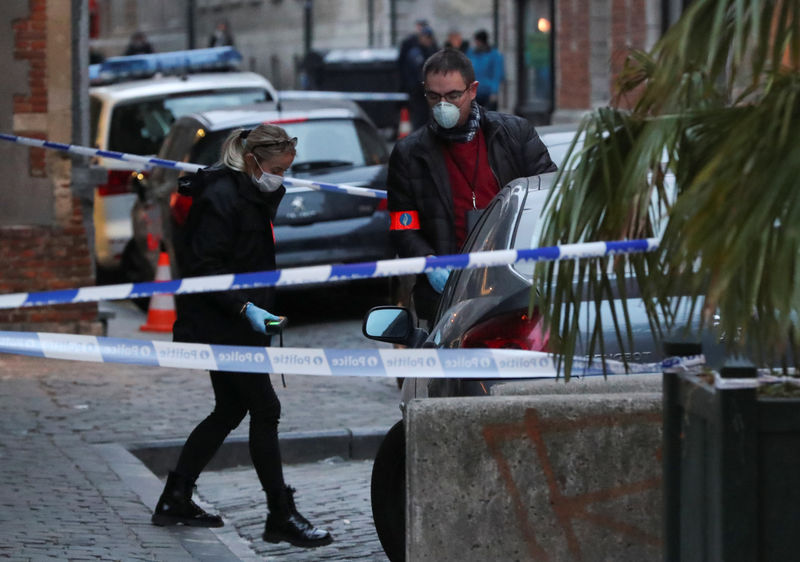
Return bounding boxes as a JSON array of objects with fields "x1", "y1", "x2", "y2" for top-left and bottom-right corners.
[
  {"x1": 0, "y1": 290, "x2": 400, "y2": 560},
  {"x1": 198, "y1": 459, "x2": 388, "y2": 561}
]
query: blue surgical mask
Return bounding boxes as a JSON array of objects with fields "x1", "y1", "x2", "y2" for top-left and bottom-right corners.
[{"x1": 432, "y1": 101, "x2": 461, "y2": 129}]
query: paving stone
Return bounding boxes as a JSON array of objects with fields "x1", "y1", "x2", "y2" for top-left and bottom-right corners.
[{"x1": 0, "y1": 299, "x2": 399, "y2": 560}]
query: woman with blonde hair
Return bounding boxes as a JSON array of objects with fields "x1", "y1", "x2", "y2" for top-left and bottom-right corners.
[{"x1": 151, "y1": 123, "x2": 332, "y2": 549}]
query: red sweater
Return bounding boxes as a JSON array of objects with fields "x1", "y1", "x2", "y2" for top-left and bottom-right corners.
[{"x1": 442, "y1": 128, "x2": 499, "y2": 247}]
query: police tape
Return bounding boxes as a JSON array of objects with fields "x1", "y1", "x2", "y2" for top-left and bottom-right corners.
[
  {"x1": 278, "y1": 90, "x2": 409, "y2": 102},
  {"x1": 0, "y1": 330, "x2": 701, "y2": 378},
  {"x1": 0, "y1": 238, "x2": 660, "y2": 309},
  {"x1": 0, "y1": 132, "x2": 387, "y2": 200}
]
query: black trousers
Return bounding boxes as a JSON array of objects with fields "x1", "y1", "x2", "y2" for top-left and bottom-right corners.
[{"x1": 174, "y1": 370, "x2": 285, "y2": 500}]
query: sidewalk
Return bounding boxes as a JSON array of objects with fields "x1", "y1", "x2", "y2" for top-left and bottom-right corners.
[{"x1": 0, "y1": 300, "x2": 399, "y2": 560}]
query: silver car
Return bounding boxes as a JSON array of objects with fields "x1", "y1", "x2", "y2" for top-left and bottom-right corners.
[{"x1": 129, "y1": 99, "x2": 393, "y2": 285}]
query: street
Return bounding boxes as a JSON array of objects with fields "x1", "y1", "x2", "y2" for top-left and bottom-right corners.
[
  {"x1": 1, "y1": 280, "x2": 400, "y2": 560},
  {"x1": 197, "y1": 281, "x2": 396, "y2": 561}
]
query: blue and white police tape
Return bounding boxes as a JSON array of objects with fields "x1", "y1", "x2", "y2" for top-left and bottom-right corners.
[
  {"x1": 278, "y1": 90, "x2": 409, "y2": 102},
  {"x1": 0, "y1": 132, "x2": 386, "y2": 200},
  {"x1": 0, "y1": 132, "x2": 204, "y2": 174},
  {"x1": 0, "y1": 330, "x2": 703, "y2": 378},
  {"x1": 0, "y1": 238, "x2": 660, "y2": 309}
]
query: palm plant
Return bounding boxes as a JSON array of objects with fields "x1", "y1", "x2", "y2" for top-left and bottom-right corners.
[{"x1": 535, "y1": 0, "x2": 800, "y2": 378}]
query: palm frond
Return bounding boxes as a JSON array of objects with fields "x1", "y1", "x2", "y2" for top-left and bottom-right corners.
[{"x1": 535, "y1": 0, "x2": 800, "y2": 375}]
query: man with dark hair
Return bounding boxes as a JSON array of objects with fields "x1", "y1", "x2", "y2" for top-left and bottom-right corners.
[{"x1": 387, "y1": 48, "x2": 555, "y2": 323}]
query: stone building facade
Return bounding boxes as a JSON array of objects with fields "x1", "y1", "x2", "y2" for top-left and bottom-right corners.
[{"x1": 88, "y1": 0, "x2": 680, "y2": 124}]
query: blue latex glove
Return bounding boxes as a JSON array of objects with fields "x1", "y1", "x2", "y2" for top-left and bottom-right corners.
[
  {"x1": 243, "y1": 302, "x2": 280, "y2": 335},
  {"x1": 426, "y1": 268, "x2": 451, "y2": 294}
]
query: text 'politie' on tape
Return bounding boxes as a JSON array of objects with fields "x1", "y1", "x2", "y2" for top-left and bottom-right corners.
[{"x1": 0, "y1": 330, "x2": 706, "y2": 379}]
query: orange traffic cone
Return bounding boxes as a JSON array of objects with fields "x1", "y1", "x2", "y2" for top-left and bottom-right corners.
[
  {"x1": 140, "y1": 251, "x2": 177, "y2": 333},
  {"x1": 397, "y1": 107, "x2": 412, "y2": 139}
]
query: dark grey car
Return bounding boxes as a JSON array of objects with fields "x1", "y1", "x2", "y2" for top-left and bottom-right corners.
[
  {"x1": 361, "y1": 172, "x2": 713, "y2": 561},
  {"x1": 128, "y1": 99, "x2": 392, "y2": 283}
]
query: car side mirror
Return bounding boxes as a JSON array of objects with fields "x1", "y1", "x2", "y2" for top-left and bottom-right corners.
[{"x1": 362, "y1": 306, "x2": 414, "y2": 344}]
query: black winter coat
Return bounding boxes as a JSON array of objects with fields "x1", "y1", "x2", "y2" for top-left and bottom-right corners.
[
  {"x1": 387, "y1": 109, "x2": 557, "y2": 258},
  {"x1": 172, "y1": 166, "x2": 285, "y2": 346}
]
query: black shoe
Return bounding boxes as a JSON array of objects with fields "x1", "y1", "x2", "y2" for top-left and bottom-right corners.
[
  {"x1": 151, "y1": 471, "x2": 224, "y2": 528},
  {"x1": 263, "y1": 486, "x2": 333, "y2": 548}
]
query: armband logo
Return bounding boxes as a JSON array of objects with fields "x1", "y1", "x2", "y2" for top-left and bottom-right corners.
[{"x1": 390, "y1": 211, "x2": 420, "y2": 230}]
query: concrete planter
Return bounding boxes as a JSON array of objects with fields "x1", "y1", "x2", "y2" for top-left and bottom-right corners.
[
  {"x1": 406, "y1": 388, "x2": 664, "y2": 561},
  {"x1": 663, "y1": 364, "x2": 800, "y2": 561}
]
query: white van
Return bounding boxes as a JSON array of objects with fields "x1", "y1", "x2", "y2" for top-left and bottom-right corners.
[{"x1": 88, "y1": 47, "x2": 277, "y2": 281}]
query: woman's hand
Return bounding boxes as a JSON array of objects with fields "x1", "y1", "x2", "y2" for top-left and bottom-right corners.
[{"x1": 243, "y1": 303, "x2": 280, "y2": 335}]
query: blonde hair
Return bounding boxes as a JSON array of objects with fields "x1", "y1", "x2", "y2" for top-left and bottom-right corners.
[{"x1": 219, "y1": 123, "x2": 297, "y2": 172}]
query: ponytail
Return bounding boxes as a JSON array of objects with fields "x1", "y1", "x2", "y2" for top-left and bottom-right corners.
[
  {"x1": 219, "y1": 124, "x2": 297, "y2": 172},
  {"x1": 219, "y1": 128, "x2": 249, "y2": 172}
]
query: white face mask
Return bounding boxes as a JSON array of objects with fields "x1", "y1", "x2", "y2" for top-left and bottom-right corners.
[
  {"x1": 432, "y1": 101, "x2": 461, "y2": 129},
  {"x1": 252, "y1": 158, "x2": 283, "y2": 193}
]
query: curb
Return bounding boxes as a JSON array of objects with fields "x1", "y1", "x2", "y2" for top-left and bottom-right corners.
[
  {"x1": 128, "y1": 426, "x2": 390, "y2": 476},
  {"x1": 96, "y1": 426, "x2": 390, "y2": 561},
  {"x1": 95, "y1": 442, "x2": 250, "y2": 562}
]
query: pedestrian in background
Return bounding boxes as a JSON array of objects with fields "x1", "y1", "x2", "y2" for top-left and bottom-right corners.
[
  {"x1": 208, "y1": 19, "x2": 235, "y2": 48},
  {"x1": 467, "y1": 29, "x2": 505, "y2": 110},
  {"x1": 398, "y1": 22, "x2": 439, "y2": 131},
  {"x1": 151, "y1": 124, "x2": 333, "y2": 549},
  {"x1": 387, "y1": 48, "x2": 555, "y2": 324},
  {"x1": 444, "y1": 28, "x2": 469, "y2": 53},
  {"x1": 124, "y1": 31, "x2": 154, "y2": 56}
]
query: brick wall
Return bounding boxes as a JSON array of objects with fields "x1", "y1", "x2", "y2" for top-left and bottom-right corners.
[
  {"x1": 556, "y1": 0, "x2": 591, "y2": 111},
  {"x1": 553, "y1": 0, "x2": 658, "y2": 120},
  {"x1": 1, "y1": 0, "x2": 101, "y2": 335},
  {"x1": 610, "y1": 0, "x2": 648, "y2": 108}
]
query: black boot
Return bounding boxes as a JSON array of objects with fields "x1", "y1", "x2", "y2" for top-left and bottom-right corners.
[
  {"x1": 263, "y1": 485, "x2": 333, "y2": 548},
  {"x1": 151, "y1": 471, "x2": 224, "y2": 527}
]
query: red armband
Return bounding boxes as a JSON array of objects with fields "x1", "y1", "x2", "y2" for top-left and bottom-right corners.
[{"x1": 390, "y1": 210, "x2": 420, "y2": 230}]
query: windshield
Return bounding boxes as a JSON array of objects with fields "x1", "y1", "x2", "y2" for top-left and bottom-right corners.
[
  {"x1": 108, "y1": 88, "x2": 269, "y2": 155},
  {"x1": 191, "y1": 118, "x2": 389, "y2": 169}
]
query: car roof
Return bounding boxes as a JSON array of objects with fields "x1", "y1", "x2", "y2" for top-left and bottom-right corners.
[
  {"x1": 176, "y1": 98, "x2": 370, "y2": 132},
  {"x1": 89, "y1": 71, "x2": 275, "y2": 102}
]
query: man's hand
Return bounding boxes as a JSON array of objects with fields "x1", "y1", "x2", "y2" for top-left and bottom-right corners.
[{"x1": 426, "y1": 269, "x2": 451, "y2": 293}]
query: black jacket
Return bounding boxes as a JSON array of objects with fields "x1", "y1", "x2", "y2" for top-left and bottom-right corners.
[
  {"x1": 387, "y1": 109, "x2": 557, "y2": 258},
  {"x1": 172, "y1": 166, "x2": 285, "y2": 346}
]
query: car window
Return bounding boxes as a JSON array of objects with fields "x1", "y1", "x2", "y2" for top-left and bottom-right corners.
[
  {"x1": 287, "y1": 119, "x2": 378, "y2": 169},
  {"x1": 149, "y1": 121, "x2": 202, "y2": 193},
  {"x1": 162, "y1": 89, "x2": 269, "y2": 118},
  {"x1": 437, "y1": 195, "x2": 511, "y2": 313},
  {"x1": 108, "y1": 88, "x2": 268, "y2": 155},
  {"x1": 354, "y1": 119, "x2": 390, "y2": 165},
  {"x1": 189, "y1": 118, "x2": 386, "y2": 170},
  {"x1": 511, "y1": 189, "x2": 551, "y2": 278}
]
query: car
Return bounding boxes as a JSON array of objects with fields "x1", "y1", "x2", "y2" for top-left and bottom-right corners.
[
  {"x1": 535, "y1": 123, "x2": 584, "y2": 163},
  {"x1": 360, "y1": 166, "x2": 704, "y2": 561},
  {"x1": 129, "y1": 98, "x2": 393, "y2": 286},
  {"x1": 88, "y1": 47, "x2": 278, "y2": 281}
]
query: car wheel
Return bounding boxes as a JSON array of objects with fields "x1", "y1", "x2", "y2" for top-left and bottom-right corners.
[{"x1": 371, "y1": 419, "x2": 406, "y2": 562}]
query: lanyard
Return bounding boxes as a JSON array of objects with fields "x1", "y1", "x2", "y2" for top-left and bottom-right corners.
[{"x1": 446, "y1": 139, "x2": 481, "y2": 210}]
